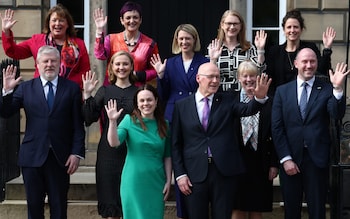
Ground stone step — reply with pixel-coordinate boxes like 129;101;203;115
4;168;281;202
0;200;178;219
0;200;330;219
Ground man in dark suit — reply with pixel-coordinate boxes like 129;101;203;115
0;45;85;219
271;48;349;219
171;62;271;219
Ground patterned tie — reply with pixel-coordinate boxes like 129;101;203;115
241;93;259;151
202;97;210;130
47;81;54;110
299;82;308;120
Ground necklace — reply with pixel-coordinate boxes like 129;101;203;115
124;32;139;47
286;52;294;71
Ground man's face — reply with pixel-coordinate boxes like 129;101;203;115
37;53;60;81
294;48;318;81
196;63;220;96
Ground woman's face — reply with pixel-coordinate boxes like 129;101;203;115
177;30;195;53
111;55;132;80
239;71;257;94
120;10;142;33
49;12;68;39
284;18;302;42
137;90;157;119
221;15;241;39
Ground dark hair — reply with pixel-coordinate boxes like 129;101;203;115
131;84;167;138
282;9;305;30
120;1;142;18
43;4;76;37
108;51;137;84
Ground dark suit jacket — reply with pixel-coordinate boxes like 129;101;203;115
0;77;85;167
271;78;345;168
172;92;264;183
157;52;208;122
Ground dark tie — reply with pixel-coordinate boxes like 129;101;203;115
299;82;308;120
47;81;54;110
202;97;210;130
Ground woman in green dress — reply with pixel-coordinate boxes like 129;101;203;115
105;84;172;219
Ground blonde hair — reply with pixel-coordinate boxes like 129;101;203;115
172;24;201;54
217;10;251;51
237;60;258;77
108;51;137;84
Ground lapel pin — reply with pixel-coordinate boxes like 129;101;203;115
317;87;321;90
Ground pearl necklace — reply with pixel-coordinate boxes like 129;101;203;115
124;32;139;47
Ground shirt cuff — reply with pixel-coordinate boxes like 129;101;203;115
254;95;269;104
333;89;343;100
176;174;187;181
280;155;292;164
2;88;14;96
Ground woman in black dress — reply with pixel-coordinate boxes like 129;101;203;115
232;60;279;219
266;9;335;95
82;51;138;219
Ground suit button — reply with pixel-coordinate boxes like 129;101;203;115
179;91;182;95
189;92;192;95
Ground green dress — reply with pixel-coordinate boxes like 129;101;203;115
117;114;171;219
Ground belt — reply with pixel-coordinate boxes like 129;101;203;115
208;157;213;164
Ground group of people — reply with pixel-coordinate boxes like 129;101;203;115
0;2;348;219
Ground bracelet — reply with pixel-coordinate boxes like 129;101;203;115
257;49;265;54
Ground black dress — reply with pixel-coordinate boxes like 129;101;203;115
83;84;137;217
233;93;279;212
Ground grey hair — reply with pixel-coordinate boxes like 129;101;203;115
36;45;60;62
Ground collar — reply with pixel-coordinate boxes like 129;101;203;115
40;76;58;87
297;76;315;88
195;91;214;102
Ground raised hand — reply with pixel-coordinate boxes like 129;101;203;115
82;71;99;98
323;26;336;49
93;8;107;33
0;9;18;35
329;62;350;92
254;30;267;50
254;73;271;99
105;99;124;121
150;54;166;79
2;65;22;92
208;38;223;62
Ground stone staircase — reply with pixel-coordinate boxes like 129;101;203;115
0;166;330;219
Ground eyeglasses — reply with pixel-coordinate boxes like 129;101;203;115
224;22;241;27
198;74;220;80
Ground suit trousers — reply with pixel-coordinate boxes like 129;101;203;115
22;149;70;219
184;160;238;219
280;148;328;219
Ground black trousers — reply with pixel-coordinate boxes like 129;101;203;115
22;150;70;219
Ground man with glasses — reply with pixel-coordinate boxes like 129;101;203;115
171;62;271;219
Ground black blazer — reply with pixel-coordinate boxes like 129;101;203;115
233;92;279;172
171;92;264;183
